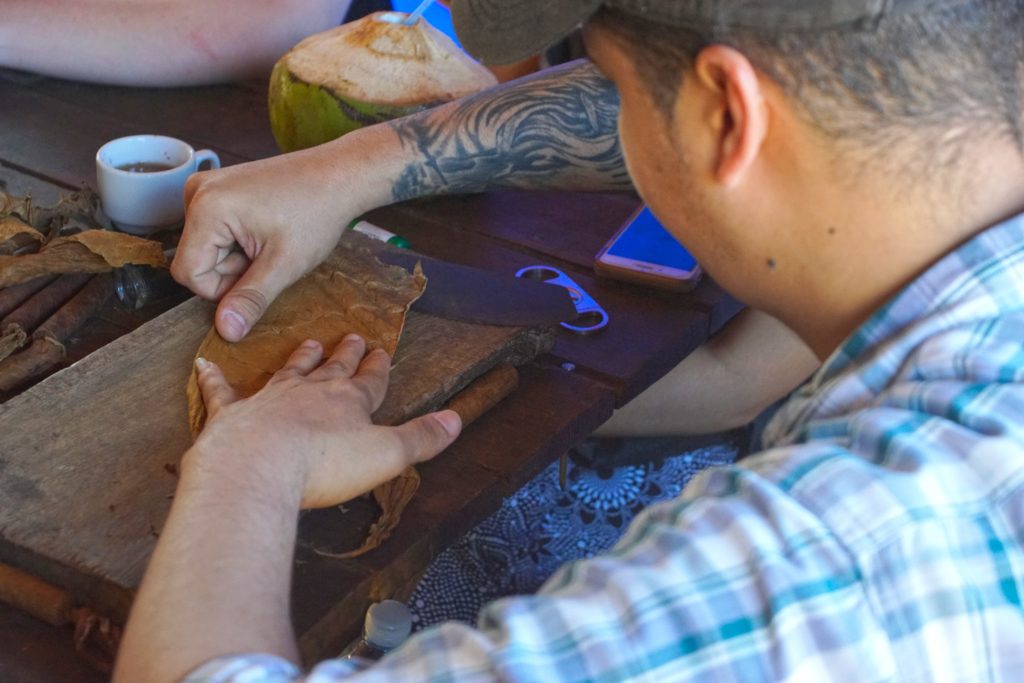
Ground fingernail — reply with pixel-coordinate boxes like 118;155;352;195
220;309;248;340
344;333;364;343
302;339;320;349
435;411;461;436
195;357;210;371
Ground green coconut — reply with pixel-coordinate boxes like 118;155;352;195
269;11;497;152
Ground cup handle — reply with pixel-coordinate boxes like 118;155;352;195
195;149;221;171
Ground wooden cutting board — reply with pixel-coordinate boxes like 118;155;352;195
0;254;552;624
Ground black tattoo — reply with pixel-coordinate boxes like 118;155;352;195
389;60;630;201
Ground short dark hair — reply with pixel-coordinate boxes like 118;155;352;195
591;1;1024;156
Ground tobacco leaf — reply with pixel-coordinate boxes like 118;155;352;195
1;189;99;237
0;192;35;225
314;467;421;559
0;217;45;248
186;240;427;556
0;230;166;288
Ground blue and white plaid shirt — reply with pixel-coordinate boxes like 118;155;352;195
190;213;1024;682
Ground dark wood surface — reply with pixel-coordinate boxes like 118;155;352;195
0;66;741;680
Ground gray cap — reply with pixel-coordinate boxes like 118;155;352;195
452;0;969;65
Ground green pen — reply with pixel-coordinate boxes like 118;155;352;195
347;219;411;249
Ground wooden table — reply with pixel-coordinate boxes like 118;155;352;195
0;67;741;681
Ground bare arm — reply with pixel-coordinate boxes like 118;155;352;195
0;0;350;86
113;338;461;682
595;309;820;438
175;59;630;341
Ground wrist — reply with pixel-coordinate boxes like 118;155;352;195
181;437;305;513
318;122;413;217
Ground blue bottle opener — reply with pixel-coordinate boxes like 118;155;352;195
515;266;609;335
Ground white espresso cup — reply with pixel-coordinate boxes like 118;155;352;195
96;135;220;235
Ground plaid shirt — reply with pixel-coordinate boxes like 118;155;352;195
189;213;1024;682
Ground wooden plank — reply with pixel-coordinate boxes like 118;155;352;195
368;203;720;404
8;71;279;162
0;265;552;625
0;163;71;202
0;77;248;188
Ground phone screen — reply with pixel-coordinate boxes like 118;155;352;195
606;207;698;272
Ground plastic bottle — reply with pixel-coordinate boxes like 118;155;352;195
341;599;413;666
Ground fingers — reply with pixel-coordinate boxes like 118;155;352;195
390;410;462;465
350;346;392;411
171;224;243;302
194;357;237;418
310;334;367;381
215;249;299;342
276;339;323;378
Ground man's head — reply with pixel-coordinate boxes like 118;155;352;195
453;0;1024;356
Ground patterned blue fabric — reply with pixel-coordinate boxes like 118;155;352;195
408;443;738;630
187;213;1024;682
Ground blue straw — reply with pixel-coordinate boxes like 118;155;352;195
401;0;437;25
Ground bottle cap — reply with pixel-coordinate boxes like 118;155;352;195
364;600;412;650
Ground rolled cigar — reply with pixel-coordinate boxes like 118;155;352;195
0;337;64;392
34;273;114;343
0;561;73;626
0;273;92;362
0;275;57;318
445;362;519;427
0;274;114;392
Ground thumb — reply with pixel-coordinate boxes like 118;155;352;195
215;249;297;342
194;357;237;419
392;410;462;465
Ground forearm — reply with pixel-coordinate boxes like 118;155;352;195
386;59;632;199
0;0;348;86
596;309;820;437
113;445;303;683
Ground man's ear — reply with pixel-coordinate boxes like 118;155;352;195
681;45;768;188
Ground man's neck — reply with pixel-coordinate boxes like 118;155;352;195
774;140;1024;360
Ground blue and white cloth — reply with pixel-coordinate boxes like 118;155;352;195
189;213;1024;682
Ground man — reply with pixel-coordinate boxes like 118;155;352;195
115;0;1024;680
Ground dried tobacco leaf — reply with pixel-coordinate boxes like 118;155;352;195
0;189;99;236
186;244;426;436
186;242;427;556
314;467;421;559
0;217;45;248
0;230;166;288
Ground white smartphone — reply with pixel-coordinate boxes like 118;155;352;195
595;206;703;291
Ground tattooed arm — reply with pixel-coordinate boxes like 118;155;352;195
389;59;630;199
175;59;629;340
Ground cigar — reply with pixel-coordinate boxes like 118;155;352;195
0;274;113;392
0;560;121;675
0;561;73;626
0;273;91;362
0;275;57;318
445;362;519;427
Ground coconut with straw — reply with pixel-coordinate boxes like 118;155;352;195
269;8;497;152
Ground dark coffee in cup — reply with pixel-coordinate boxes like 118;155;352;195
116;161;177;173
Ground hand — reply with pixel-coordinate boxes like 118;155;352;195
188;334;462;508
171;141;387;342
